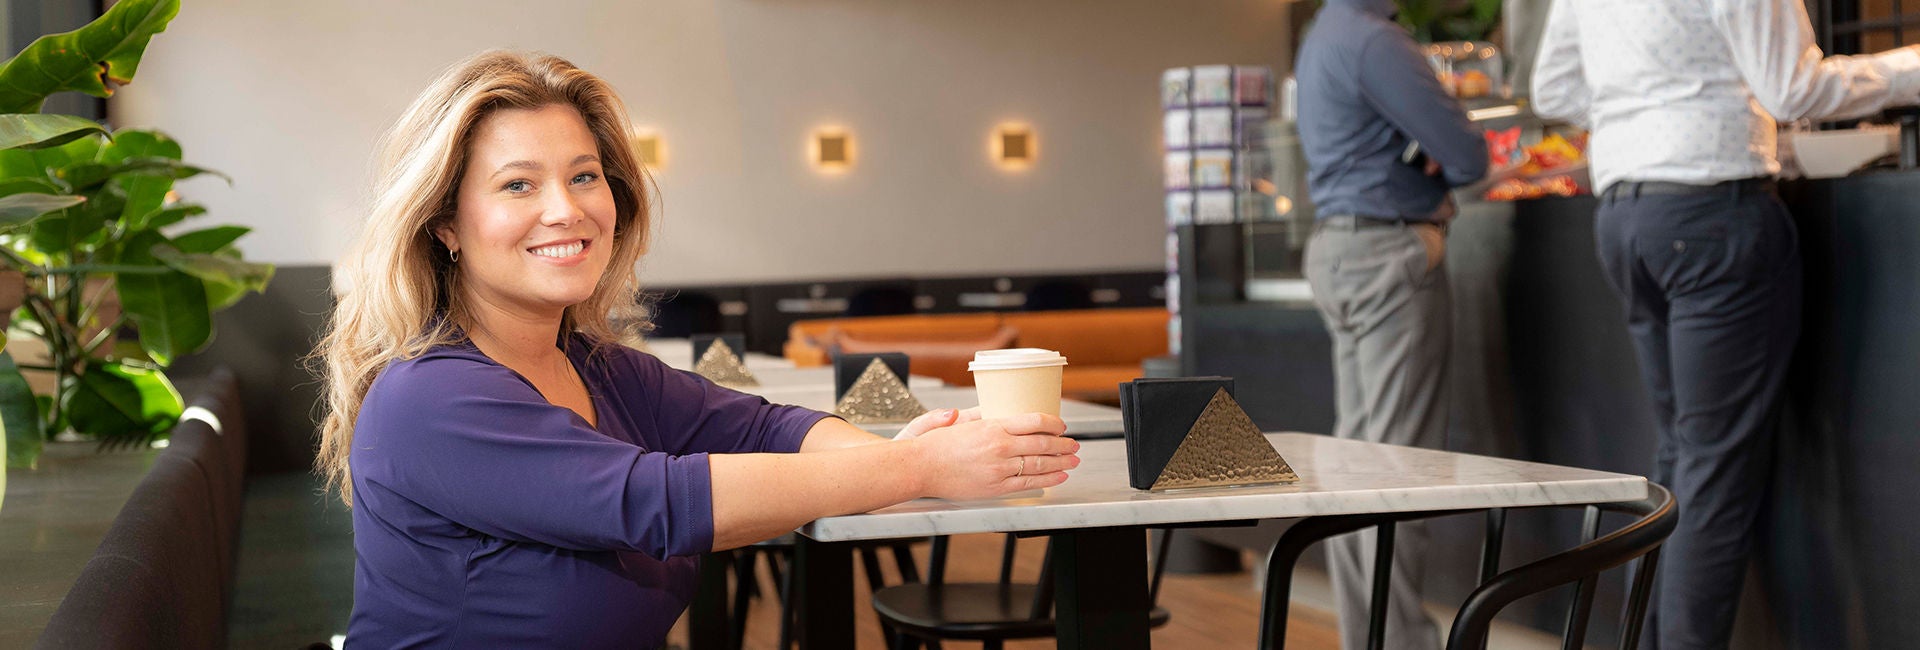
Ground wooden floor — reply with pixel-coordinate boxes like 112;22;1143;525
667;532;1342;649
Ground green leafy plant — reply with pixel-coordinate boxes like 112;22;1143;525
1395;0;1503;44
1;0;272;468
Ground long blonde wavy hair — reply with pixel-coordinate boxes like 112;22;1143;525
314;50;655;505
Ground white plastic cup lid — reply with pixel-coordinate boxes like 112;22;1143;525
968;348;1069;372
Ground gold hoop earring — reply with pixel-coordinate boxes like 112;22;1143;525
449;248;460;263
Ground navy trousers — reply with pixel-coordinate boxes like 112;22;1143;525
1594;185;1801;650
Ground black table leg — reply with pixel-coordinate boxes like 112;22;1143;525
1053;527;1151;650
690;551;731;650
794;536;854;649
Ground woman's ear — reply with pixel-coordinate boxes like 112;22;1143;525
431;222;458;256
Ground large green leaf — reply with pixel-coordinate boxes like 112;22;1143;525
0;114;107;152
13;135;105;190
56;157;222;194
152;244;271;287
27;184;119;252
115;231;209;365
0;193;86;229
59;358;182;447
0;0;181;113
0;177;61;199
140;204;204;230
102;130;183;226
169;226;249;254
0;351;43;469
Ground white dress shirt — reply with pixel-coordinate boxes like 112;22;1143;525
1531;0;1920;192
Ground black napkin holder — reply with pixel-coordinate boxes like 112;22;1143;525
1119;376;1298;491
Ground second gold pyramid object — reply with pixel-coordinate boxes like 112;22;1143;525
834;358;928;424
692;339;759;387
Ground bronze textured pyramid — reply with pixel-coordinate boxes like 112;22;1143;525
834;358;928;424
1150;388;1298;491
692;338;759;387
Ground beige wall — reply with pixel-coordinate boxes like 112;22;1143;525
110;0;1292;285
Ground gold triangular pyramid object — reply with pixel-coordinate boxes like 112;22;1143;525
1150;388;1298;490
693;339;759;387
834;358;928;424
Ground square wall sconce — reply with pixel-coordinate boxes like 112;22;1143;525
992;123;1035;170
810;128;855;173
632;130;664;170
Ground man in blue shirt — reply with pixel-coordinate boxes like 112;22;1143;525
1295;0;1487;648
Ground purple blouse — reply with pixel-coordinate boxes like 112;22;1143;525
345;336;831;649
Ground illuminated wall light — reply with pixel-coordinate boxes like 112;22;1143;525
809;128;855;173
631;129;665;171
991;123;1036;170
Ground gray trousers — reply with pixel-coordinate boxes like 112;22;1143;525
1303;220;1449;650
1595;187;1800;650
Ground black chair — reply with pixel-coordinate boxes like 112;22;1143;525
1258;483;1677;650
725;535;928;650
871;530;1177;649
1447;483;1676;650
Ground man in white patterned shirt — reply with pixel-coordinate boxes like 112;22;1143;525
1532;1;1920;647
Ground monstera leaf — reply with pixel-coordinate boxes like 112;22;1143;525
0;0;180;113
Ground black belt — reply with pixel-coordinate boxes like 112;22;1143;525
1316;215;1435;231
1604;177;1776;201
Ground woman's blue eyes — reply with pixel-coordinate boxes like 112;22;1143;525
502;173;599;193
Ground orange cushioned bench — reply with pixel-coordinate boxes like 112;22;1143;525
784;307;1170;404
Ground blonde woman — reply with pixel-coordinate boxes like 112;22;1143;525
314;50;1078;648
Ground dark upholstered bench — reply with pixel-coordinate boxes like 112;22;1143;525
35;368;248;650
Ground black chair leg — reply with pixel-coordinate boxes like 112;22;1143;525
776;551;796;650
731;551;758;650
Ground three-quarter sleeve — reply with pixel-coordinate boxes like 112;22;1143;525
352;354;715;559
616;348;835;456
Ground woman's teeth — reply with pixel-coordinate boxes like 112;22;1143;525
531;241;584;258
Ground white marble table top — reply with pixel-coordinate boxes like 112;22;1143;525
799;433;1647;542
641;338;795;371
770;386;1125;439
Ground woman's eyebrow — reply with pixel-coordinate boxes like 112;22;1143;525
488;155;600;179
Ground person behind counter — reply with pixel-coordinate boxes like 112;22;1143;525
1532;1;1920;647
312;50;1080;648
1293;0;1490;647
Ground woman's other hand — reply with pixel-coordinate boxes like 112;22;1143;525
908;412;1079;500
891;407;983;442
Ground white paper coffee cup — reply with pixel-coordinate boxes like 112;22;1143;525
968;348;1068;419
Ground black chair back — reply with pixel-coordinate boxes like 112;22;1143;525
1447;483;1677;650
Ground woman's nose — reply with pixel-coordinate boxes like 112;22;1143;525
540;186;585;227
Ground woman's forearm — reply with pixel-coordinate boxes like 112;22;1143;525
796;416;892;452
707;440;926;550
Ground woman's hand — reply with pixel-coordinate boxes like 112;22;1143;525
906;412;1079;500
892;407;982;442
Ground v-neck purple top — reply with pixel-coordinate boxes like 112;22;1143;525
345;336;832;649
